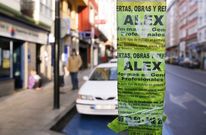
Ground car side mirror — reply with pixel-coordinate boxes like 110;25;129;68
83;76;89;81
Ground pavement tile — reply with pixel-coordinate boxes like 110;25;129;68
0;69;91;135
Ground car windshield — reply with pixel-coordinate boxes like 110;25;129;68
89;67;117;81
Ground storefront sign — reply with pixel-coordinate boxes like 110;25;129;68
0;20;47;44
109;1;166;134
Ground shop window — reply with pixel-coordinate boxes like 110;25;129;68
199;32;202;42
0;40;11;79
205;30;206;39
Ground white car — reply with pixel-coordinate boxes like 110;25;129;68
108;58;117;63
76;63;118;115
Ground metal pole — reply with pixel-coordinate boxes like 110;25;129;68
54;0;60;109
91;26;94;70
10;41;13;78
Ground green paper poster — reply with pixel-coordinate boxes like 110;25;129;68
109;1;166;134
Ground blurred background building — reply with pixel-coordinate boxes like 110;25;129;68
97;0;117;62
166;0;179;60
197;0;206;70
58;0;116;69
167;0;206;70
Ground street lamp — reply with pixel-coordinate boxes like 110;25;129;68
54;0;60;109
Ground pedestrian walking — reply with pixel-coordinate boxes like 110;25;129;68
67;48;82;90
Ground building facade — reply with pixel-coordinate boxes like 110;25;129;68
60;0;108;69
96;0;116;62
166;0;206;68
198;0;206;69
177;0;198;59
60;0;88;70
166;0;179;58
0;0;54;96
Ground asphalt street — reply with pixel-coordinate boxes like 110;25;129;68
165;65;206;135
62;114;116;135
62;65;206;135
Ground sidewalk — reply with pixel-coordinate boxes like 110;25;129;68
0;69;91;135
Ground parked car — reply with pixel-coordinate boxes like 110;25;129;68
169;56;179;65
76;63;118;115
165;56;170;64
180;57;190;67
178;56;184;66
108;58;117;63
188;58;200;68
179;57;200;68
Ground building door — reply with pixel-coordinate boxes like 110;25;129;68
13;41;23;89
36;44;41;74
0;38;11;79
79;45;88;69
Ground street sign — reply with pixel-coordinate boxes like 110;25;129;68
108;1;167;134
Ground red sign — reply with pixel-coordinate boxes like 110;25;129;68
95;19;106;24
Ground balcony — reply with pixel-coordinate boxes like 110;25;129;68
20;0;34;17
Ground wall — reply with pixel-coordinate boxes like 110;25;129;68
0;0;20;12
28;43;36;72
198;0;206;43
78;6;91;32
39;44;52;81
22;42;36;89
166;0;179;48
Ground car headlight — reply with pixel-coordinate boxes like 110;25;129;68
78;94;94;100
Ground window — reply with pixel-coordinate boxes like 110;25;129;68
188;25;197;35
40;2;44;13
40;0;52;18
179;3;187;15
188;11;197;22
205;30;206;39
0;39;11;79
189;0;198;7
90;67;117;81
199;16;202;24
180;29;186;38
198;32;202;42
179;18;187;27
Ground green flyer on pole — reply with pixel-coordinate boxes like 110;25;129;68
108;1;166;134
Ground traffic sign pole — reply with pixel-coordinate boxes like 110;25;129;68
54;0;60;109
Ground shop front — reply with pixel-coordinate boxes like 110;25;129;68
197;43;206;70
0;37;25;95
0;16;48;96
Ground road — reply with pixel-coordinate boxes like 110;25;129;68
62;65;206;135
63;114;116;135
165;65;206;135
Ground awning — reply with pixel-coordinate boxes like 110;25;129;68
77;0;87;6
95;28;107;42
166;45;178;50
